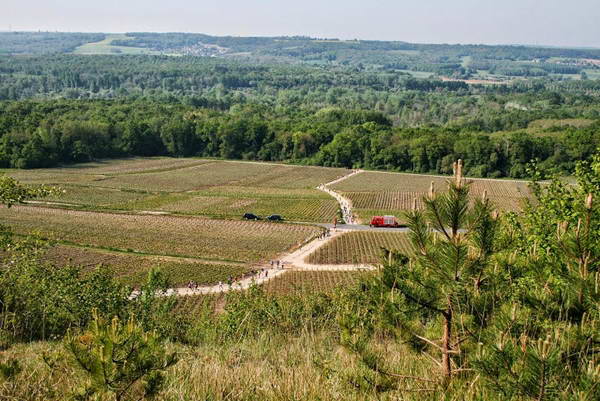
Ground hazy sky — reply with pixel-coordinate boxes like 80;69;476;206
3;0;600;47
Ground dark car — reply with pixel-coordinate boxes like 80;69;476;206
243;213;261;220
266;214;283;221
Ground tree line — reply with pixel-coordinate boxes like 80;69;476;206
0;99;598;178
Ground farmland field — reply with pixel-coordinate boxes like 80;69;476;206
306;231;413;265
73;34;162;55
0;206;320;263
44;246;251;288
3;158;346;223
173;294;223;316
171;270;369;315
331;171;531;222
263;270;369;295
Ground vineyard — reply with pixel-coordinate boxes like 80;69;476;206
43;185;149;207
4;158;348;223
1;157;209;183
332;171;531;222
0;206;320;263
154;195;339;222
45;246;251;287
173;294;223;316
306;231;413;265
263;270;369;295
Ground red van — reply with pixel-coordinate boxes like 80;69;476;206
370;215;400;228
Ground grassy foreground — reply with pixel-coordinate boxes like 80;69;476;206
0;331;474;401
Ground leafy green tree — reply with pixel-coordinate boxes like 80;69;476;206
0;174;55;207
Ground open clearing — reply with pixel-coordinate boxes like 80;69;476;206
73;34;161;55
0;206;320;263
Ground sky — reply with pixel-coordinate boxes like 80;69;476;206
2;0;600;48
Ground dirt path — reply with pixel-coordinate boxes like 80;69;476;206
136;227;374;297
135;170;373;298
317;169;363;225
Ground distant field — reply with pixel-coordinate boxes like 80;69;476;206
306;231;413;265
3;158;347;223
331;171;531;223
79;161;347;192
73;34;162;55
45;245;251;288
0;206;320;263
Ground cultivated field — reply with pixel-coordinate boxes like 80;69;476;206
1;157;535;290
263;270;368;295
173;294;223;316
73;34;161;55
306;231;413;265
0;206;320;263
170;271;365;316
44;246;251;288
331;171;531;222
3;158;346;222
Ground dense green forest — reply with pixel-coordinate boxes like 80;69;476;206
0;32;104;54
0;33;599;177
1;99;599;177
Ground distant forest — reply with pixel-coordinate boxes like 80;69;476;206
0;32;599;177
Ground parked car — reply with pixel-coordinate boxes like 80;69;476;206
266;214;283;221
243;213;261;220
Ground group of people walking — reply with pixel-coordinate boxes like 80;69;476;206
186;281;200;290
269;260;285;270
319;229;332;240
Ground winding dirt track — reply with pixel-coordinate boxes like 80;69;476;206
150;170;371;297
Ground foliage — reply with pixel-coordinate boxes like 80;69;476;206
472;152;600;399
0;232;129;341
339;161;504;389
65;310;177;401
0;174;55;207
0;98;598;177
338;154;600;399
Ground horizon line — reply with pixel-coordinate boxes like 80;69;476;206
1;29;600;50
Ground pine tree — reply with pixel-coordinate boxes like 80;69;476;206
65;310;177;401
473;154;600;400
339;160;504;388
